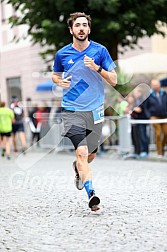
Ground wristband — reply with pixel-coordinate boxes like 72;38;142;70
97;66;103;73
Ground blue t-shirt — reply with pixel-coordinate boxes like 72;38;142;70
53;40;116;111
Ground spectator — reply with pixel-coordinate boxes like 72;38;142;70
0;101;14;159
125;95;141;155
28;104;41;146
11;96;27;153
35;102;50;138
145;79;167;157
133;89;149;158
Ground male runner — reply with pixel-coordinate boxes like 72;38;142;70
52;12;117;211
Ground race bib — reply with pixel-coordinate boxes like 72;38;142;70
93;104;104;124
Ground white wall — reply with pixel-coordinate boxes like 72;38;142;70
0;2;55;108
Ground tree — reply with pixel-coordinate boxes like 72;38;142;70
5;0;167;64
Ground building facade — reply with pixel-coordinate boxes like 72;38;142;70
1;2;167;108
0;1;55;110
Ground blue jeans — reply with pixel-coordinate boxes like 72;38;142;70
139;124;149;153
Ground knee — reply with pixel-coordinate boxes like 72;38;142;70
77;145;88;160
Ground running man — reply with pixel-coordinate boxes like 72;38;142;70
52;12;117;211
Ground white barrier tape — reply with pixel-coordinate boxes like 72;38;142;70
130;118;167;124
26;115;167;125
105;115;131;121
105;116;167;124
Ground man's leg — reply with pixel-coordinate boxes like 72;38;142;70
131;124;141;155
76;145;90;182
72;147;96;190
161;122;167;155
62;111;101;209
151;117;162;155
139;124;149;154
12;133;17;152
18;131;27;151
153;123;162;155
1;136;6;156
75;146;96;181
75;145;100;210
5;136;11;159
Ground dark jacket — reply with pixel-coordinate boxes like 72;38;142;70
133;97;149;120
145;89;167;118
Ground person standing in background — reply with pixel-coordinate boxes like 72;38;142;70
0;101;14;160
28;104;40;146
133;89;149;158
145;79;167;157
11;96;27;153
124;95;141;156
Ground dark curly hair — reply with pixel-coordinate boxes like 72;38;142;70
67;12;91;28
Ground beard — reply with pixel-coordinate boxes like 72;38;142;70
72;32;89;41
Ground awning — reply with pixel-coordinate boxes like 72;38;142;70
35;79;56;91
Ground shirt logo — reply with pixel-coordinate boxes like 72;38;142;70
68;59;74;64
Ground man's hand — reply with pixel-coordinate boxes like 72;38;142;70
84;55;98;71
134;107;142;113
52;72;72;89
59;76;72;89
83;55;117;86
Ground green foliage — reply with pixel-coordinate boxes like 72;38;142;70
111;68;133;98
4;0;167;66
104;66;134;116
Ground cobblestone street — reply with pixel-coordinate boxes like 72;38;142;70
0;150;167;252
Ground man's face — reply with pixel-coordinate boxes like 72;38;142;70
70;17;90;41
151;80;161;92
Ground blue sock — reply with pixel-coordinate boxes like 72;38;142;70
84;180;95;199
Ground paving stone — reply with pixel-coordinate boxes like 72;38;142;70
0;151;167;252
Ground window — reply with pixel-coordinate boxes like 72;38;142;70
6;77;22;105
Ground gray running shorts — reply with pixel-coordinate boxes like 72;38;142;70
62;110;102;153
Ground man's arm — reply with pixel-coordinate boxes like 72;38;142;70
84;56;117;86
52;72;72;89
98;68;117;87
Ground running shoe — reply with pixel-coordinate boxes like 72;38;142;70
72;161;84;190
88;191;101;211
